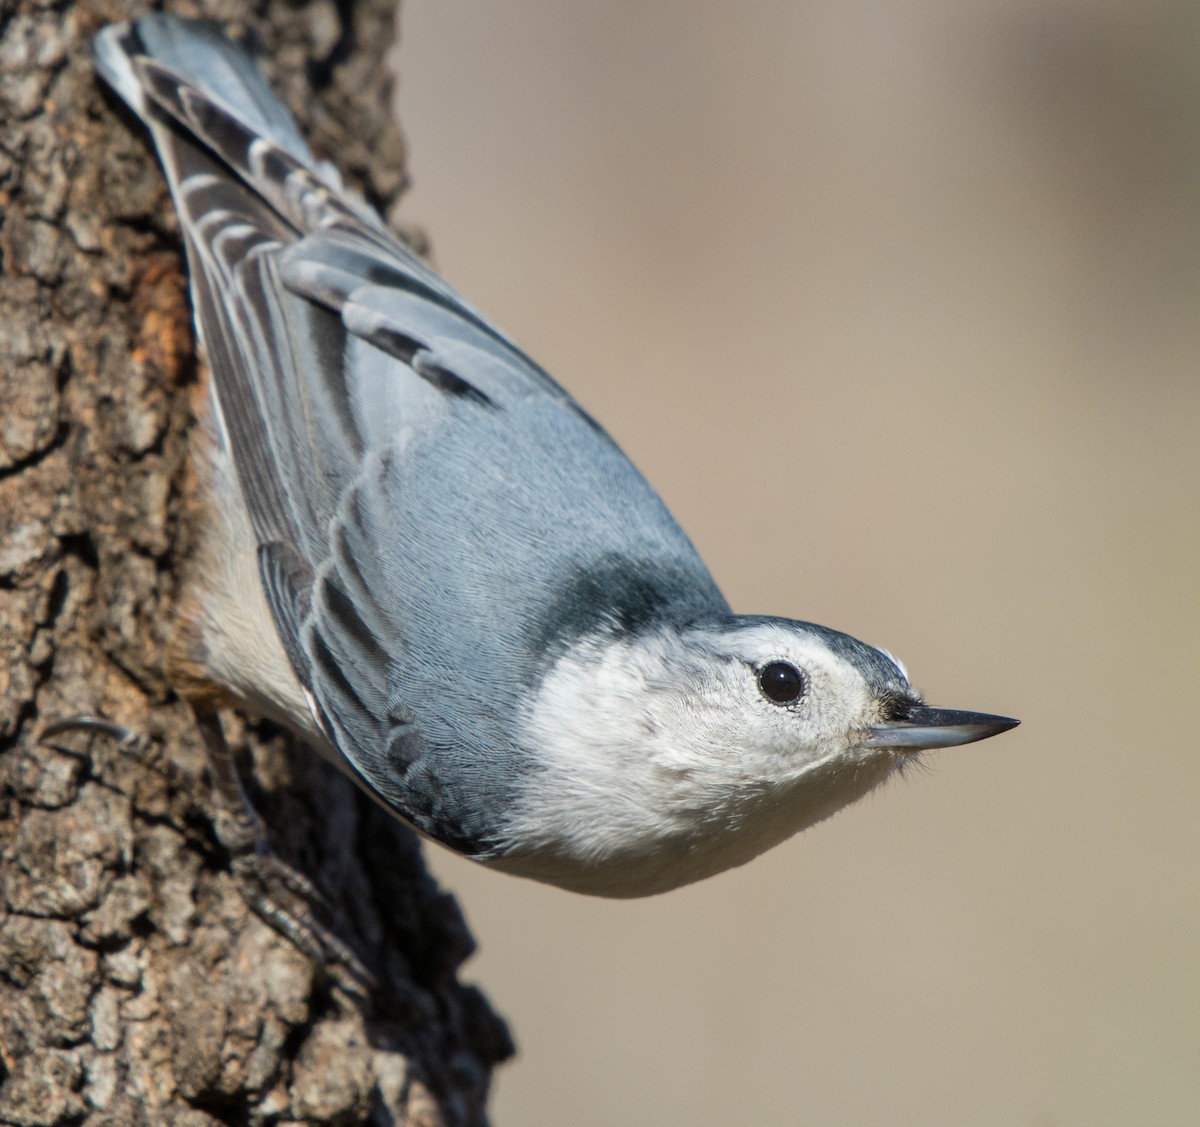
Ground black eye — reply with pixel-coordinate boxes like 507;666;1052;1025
757;661;806;705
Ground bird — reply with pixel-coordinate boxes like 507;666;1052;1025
90;14;1017;901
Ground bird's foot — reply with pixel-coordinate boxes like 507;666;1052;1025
40;711;374;992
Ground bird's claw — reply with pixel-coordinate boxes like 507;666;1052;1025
40;713;157;760
233;849;376;991
40;711;371;991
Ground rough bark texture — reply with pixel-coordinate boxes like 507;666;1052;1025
0;1;513;1123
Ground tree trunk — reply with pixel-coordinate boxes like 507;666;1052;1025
0;2;512;1123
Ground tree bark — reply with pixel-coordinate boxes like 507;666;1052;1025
0;2;512;1123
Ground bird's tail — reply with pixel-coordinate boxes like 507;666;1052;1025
92;15;316;168
91;13;383;557
91;13;385;245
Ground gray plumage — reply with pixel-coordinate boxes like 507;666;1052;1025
93;16;1016;897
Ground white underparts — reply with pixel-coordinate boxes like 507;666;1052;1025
184;391;327;747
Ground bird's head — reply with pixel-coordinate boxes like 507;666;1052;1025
496;614;1016;896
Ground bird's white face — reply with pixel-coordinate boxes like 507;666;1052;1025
669;619;915;779
497;617;919;897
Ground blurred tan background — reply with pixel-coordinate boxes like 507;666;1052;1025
390;2;1200;1124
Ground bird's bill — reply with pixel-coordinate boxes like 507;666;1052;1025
863;706;1019;750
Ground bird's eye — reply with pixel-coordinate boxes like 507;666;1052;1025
757;661;806;705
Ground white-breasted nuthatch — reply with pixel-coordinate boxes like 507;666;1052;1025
92;15;1017;899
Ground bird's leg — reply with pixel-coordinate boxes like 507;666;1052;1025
190;705;318;901
189;704;376;990
40;709;374;991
